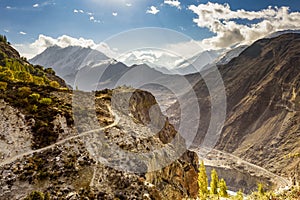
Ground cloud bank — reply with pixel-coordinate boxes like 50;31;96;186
189;2;300;49
15;35;117;59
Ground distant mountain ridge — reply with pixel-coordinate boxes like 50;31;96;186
30;45;245;78
30;45;175;91
29;45;112;81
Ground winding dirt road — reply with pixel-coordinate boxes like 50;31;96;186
0;104;120;168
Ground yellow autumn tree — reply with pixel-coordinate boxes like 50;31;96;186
198;161;208;199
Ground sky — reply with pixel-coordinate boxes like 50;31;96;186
1;0;300;59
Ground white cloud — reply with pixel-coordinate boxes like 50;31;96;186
19;31;27;35
74;9;100;23
31;35;97;49
146;6;160;15
15;34;118;59
126;3;132;7
4;29;9;33
164;0;181;9
189;2;300;49
6;6;11;9
112;12;118;16
33;4;39;8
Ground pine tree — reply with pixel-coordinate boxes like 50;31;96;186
219;178;228;197
210;169;219;195
198;160;208;199
0;35;7;43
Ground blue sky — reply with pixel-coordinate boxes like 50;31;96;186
1;0;300;58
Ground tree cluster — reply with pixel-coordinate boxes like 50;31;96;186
198;161;238;200
0;35;8;44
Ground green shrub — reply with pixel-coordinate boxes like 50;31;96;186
39;98;52;105
59;87;69;91
49;80;60;88
33;76;45;86
18;86;32;96
45;68;55;75
0;81;7;90
15;71;33;83
0;69;14;81
31;105;38;113
29;93;40;102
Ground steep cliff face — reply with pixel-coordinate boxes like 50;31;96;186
105;88;199;199
0;42;199;199
168;33;300;188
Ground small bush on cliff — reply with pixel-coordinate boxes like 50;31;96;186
15;71;33;83
18;86;32;96
45;67;55;75
50;80;60;88
29;93;40;102
31;104;38;113
39;98;52;105
0;81;7;90
0;69;14;81
33;76;45;86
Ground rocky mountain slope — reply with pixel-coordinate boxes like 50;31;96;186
0;41;199;199
29;45;175;91
168;33;300;189
217;33;300;186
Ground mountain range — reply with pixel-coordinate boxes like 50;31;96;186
29;43;246;84
0;31;299;198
